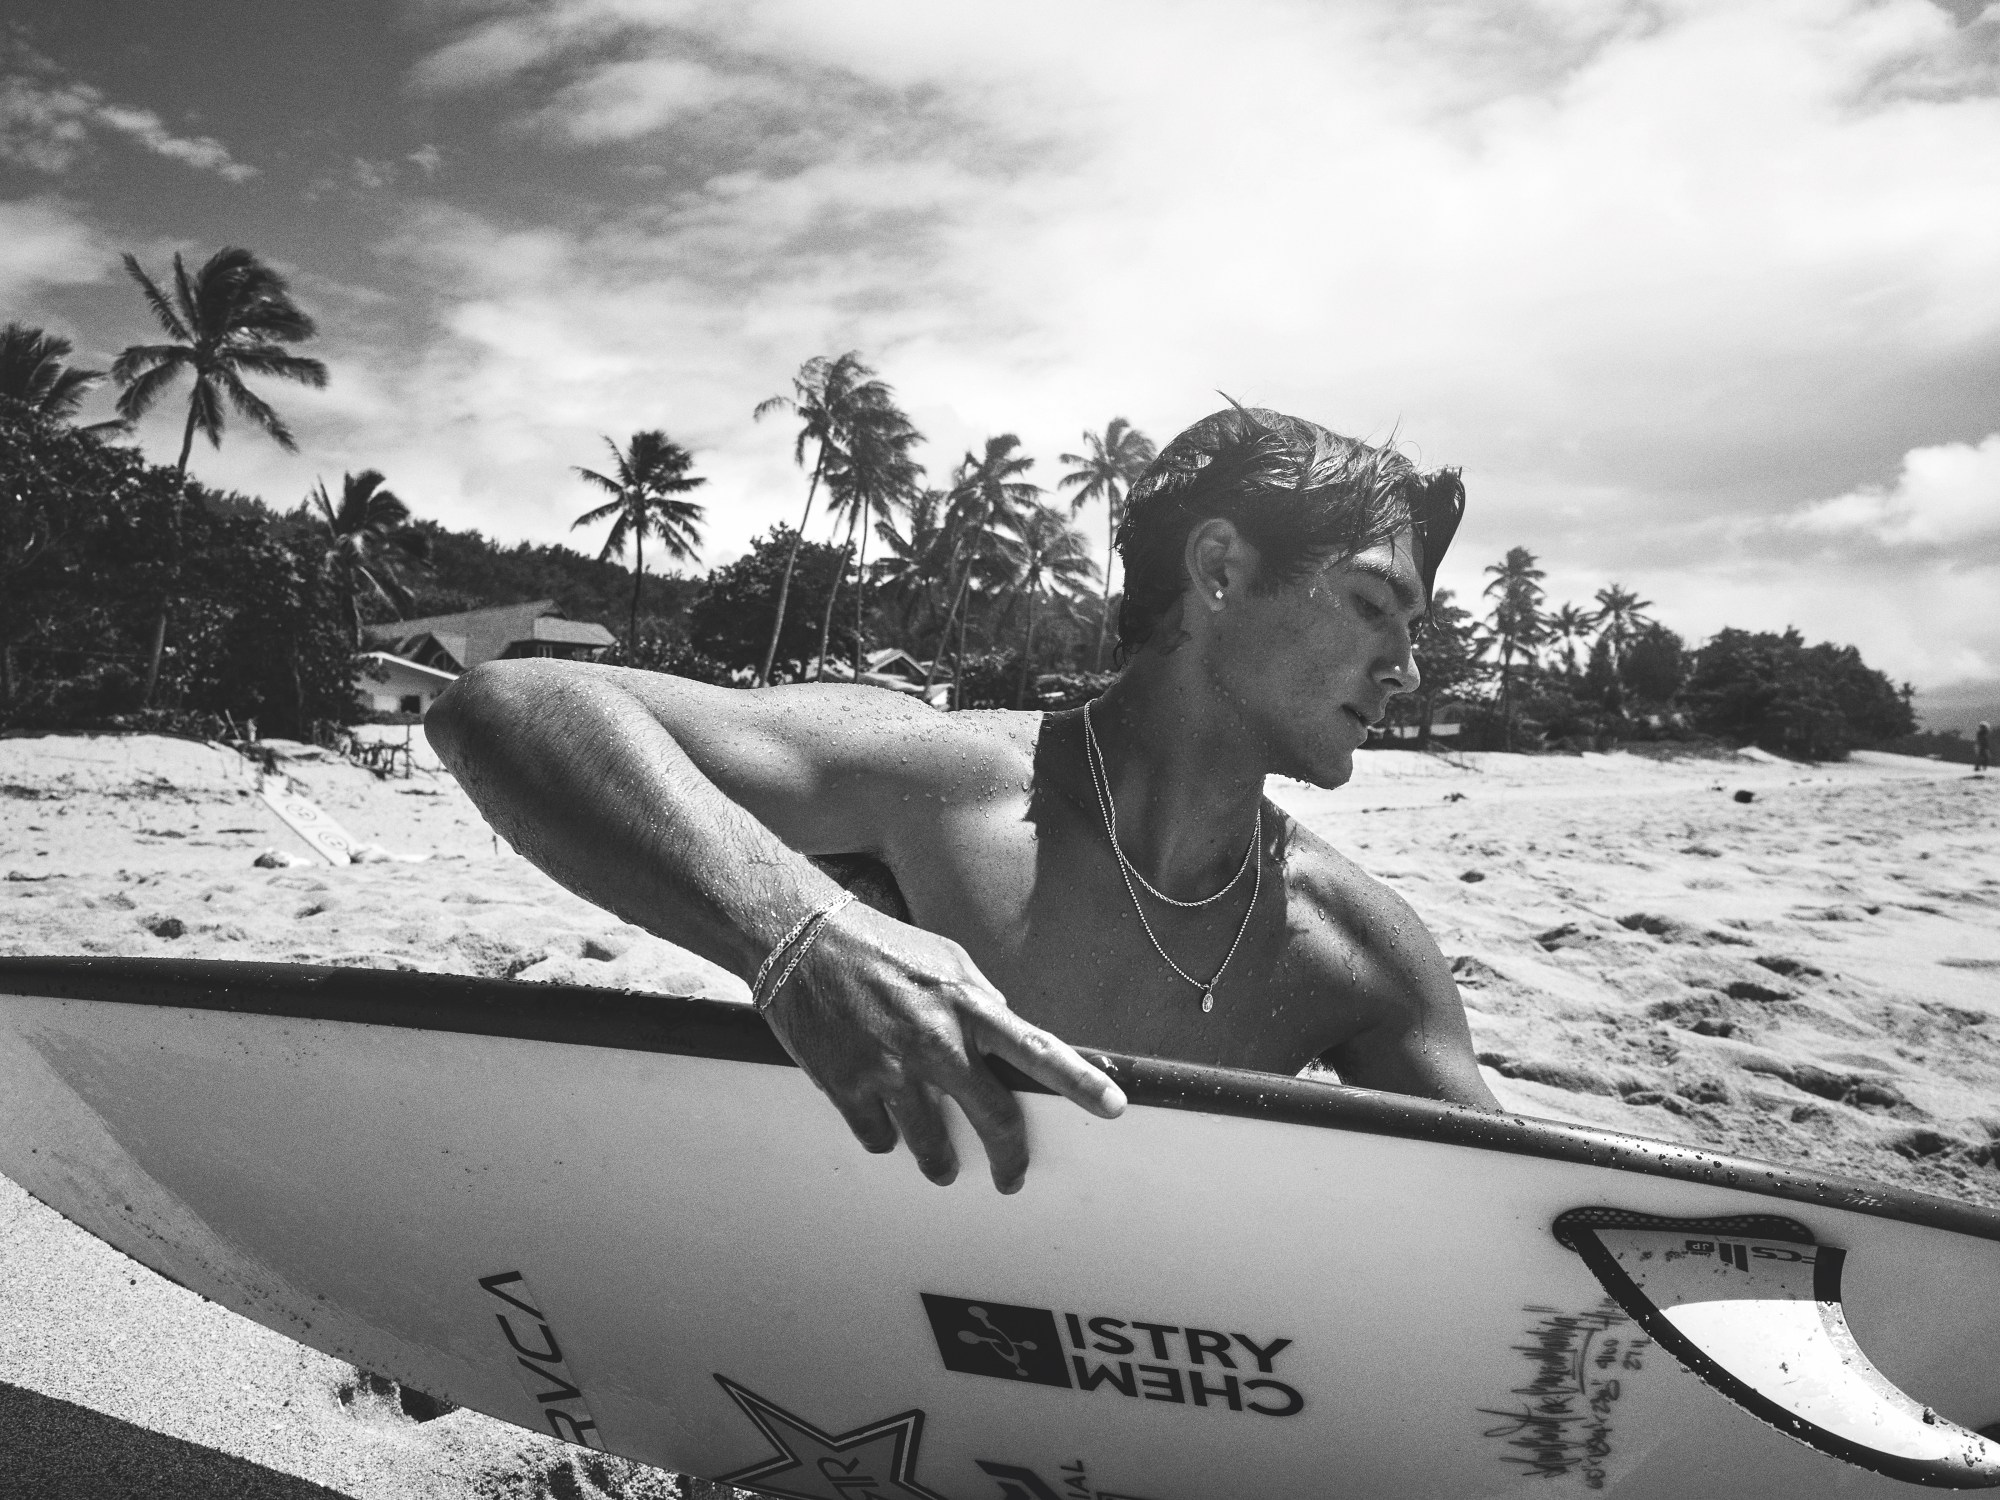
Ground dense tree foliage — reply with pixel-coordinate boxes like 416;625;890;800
1684;628;1914;760
1619;621;1687;706
1;401;353;737
687;526;856;676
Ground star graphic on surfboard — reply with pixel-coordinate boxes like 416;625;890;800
712;1374;951;1500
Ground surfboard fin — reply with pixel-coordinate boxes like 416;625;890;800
1553;1207;2000;1488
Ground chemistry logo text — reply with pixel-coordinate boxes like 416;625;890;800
921;1294;1303;1418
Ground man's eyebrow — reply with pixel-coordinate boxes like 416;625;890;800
1346;557;1424;614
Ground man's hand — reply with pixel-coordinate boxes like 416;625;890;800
764;901;1126;1193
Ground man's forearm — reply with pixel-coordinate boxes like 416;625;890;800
428;661;844;981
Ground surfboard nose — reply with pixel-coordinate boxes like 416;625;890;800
1555;1208;2000;1489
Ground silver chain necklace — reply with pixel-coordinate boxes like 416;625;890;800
1082;699;1261;1013
1084;701;1258;909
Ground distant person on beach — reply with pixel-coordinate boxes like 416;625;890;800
430;406;1498;1193
1978;721;1991;774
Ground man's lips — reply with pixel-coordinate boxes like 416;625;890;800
1342;705;1374;731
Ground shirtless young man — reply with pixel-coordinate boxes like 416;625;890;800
427;405;1499;1197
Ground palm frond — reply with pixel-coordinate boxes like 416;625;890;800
174;252;208;339
572;466;625;500
217;367;295;450
121;255;191;343
113;356;188;422
224;344;328;387
593;513;633;563
39;364;104;419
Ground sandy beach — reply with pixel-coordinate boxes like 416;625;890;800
2;731;1996;1497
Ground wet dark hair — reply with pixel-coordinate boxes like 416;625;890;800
1114;405;1464;660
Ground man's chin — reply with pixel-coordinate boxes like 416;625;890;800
1295;748;1356;790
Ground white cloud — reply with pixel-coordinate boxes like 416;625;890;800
0;49;257;181
90;103;257;182
0;72;95;172
0;197;111;304
158;0;2000;691
1788;433;2000;548
530;56;770;142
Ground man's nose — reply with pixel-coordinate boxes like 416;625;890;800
1378;636;1420;695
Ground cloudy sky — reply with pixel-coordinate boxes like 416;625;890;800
4;0;1997;724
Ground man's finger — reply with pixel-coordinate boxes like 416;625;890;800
831;1092;898;1155
977;1010;1127;1118
944;1058;1031;1194
885;1089;960;1186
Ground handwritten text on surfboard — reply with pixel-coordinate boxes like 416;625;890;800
922;1294;1303;1417
480;1270;606;1449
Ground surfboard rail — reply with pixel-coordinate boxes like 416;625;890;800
3;954;1997;1248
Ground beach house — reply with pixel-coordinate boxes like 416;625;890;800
355;600;616;716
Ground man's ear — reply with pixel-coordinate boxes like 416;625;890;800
1184;518;1256;611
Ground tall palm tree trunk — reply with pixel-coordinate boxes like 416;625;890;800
174;402;200;477
920;501;992;692
1013;592;1041;709
143;407;203;708
924;554;977;693
851;515;871;680
953;600;971;708
811;510;857;681
628;527;644;661
756;459;825;686
1094;495;1117;671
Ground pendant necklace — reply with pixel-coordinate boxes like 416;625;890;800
1083;699;1260;1013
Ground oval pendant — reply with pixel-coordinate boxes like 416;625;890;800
1201;990;1214;1013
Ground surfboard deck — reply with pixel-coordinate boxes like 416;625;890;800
1;956;1996;1499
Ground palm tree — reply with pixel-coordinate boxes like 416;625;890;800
1482;546;1547;750
1545;602;1594;683
311;471;430;648
751;352;900;686
112;247;328;479
997;503;1100;707
1591;584;1655;674
571;431;707;660
0;324;118;428
871;487;954;641
922;435;1041;700
112;247;327;706
811;403;923;681
1058;418;1155;670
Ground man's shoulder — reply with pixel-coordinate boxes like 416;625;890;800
752;687;1037;794
1269;805;1390;914
1268;803;1444;985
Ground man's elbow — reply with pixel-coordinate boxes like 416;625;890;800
427;660;525;770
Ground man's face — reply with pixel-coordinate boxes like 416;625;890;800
1209;529;1426;788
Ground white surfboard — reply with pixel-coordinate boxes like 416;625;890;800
0;956;1996;1499
257;781;360;865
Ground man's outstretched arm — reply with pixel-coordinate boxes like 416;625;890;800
426;660;1125;1192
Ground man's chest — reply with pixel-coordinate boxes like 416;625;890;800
881;798;1375;1072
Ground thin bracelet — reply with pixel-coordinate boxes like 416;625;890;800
749;904;826;1003
752;891;856;1013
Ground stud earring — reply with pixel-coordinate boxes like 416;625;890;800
1213;589;1224;601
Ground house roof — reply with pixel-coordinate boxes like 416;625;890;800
363;600;610;670
531;616;616;648
864;647;928;680
358;652;460;685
